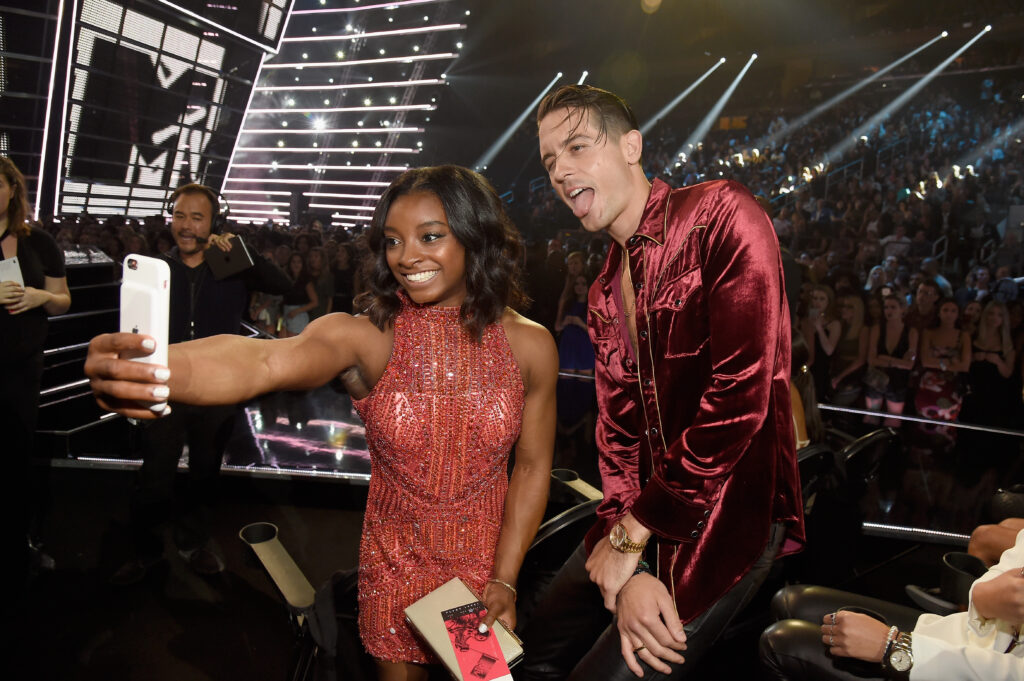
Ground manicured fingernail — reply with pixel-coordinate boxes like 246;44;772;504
152;385;170;399
478;623;488;634
154;368;171;381
161;405;172;416
141;338;156;350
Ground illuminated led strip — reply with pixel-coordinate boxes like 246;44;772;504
229;208;288;215
242;127;421;134
236;147;416;153
53;0;79;218
232;163;407;171
224;178;392;187
153;0;286;54
247;104;435;113
261;52;456;69
228;200;290;206
304;192;382;199
282;23;464;43
329;214;372;222
221;189;291;196
222;48;272;194
309;203;375;210
256;78;441;92
292;0;448;14
35;0;68;219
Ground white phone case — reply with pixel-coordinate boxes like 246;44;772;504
120;254;171;412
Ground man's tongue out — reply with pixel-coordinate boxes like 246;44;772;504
571;188;594;218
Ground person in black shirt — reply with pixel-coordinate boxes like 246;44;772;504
0;156;71;593
111;184;289;584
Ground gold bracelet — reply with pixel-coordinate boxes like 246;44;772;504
486;578;517;602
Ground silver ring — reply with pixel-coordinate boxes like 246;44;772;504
829;634;834;646
831;612;837;625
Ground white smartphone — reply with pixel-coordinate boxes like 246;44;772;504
120;254;171;412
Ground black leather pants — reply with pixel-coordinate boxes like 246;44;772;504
759;585;923;681
517;523;785;681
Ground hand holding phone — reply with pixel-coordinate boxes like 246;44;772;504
119;254;171;412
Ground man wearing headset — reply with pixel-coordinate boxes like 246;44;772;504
111;183;289;584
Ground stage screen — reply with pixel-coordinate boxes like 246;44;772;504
155;0;291;53
58;0;265;216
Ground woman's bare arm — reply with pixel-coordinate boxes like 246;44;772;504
480;314;557;631
85;313;378;419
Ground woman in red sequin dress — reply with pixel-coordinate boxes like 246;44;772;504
84;166;559;681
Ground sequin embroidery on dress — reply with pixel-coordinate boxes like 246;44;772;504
351;295;524;663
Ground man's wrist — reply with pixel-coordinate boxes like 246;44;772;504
619;513;652;544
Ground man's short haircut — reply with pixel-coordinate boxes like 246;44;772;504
169;183;218;218
537;84;639;144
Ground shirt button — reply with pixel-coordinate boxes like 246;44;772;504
697;521;705;529
635;282;644;291
650;427;659;437
639;330;648;340
644;378;652;386
628;236;638;246
600;277;606;284
704;509;711;518
690;530;699;539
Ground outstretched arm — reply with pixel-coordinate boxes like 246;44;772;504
85;312;373;419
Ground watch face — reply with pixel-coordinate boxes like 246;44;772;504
890;649;912;672
609;523;625;549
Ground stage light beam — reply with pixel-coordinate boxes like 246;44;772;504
675;53;758;161
759;31;947;151
823;25;991;165
473;72;563;171
640;58;726;136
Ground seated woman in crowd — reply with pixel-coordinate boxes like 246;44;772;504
801;284;842;403
554;271;594;376
829;294;868;406
961;300;1019;429
864;265;888;297
331;242;356;314
280;252;318;338
865;294;918;426
306;246;333;320
960;298;984;338
915;298;971;425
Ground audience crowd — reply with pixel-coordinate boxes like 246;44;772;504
31;69;1024;434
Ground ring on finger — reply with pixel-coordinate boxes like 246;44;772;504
633;645;646;653
829;634;834;646
831;612;837;625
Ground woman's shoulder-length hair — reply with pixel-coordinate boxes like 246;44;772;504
355;165;528;341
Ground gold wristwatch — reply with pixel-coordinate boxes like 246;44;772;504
609;521;647;553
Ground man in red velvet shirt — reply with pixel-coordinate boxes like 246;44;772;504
520;85;805;680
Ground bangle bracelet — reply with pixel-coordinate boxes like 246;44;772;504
881;626;899;668
633;559;652;577
487;578;517;602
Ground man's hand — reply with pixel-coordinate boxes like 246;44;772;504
84;332;171;419
206;232;236;252
586;515;651;612
972;567;1024;624
821;611;890;662
615;574;686;677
